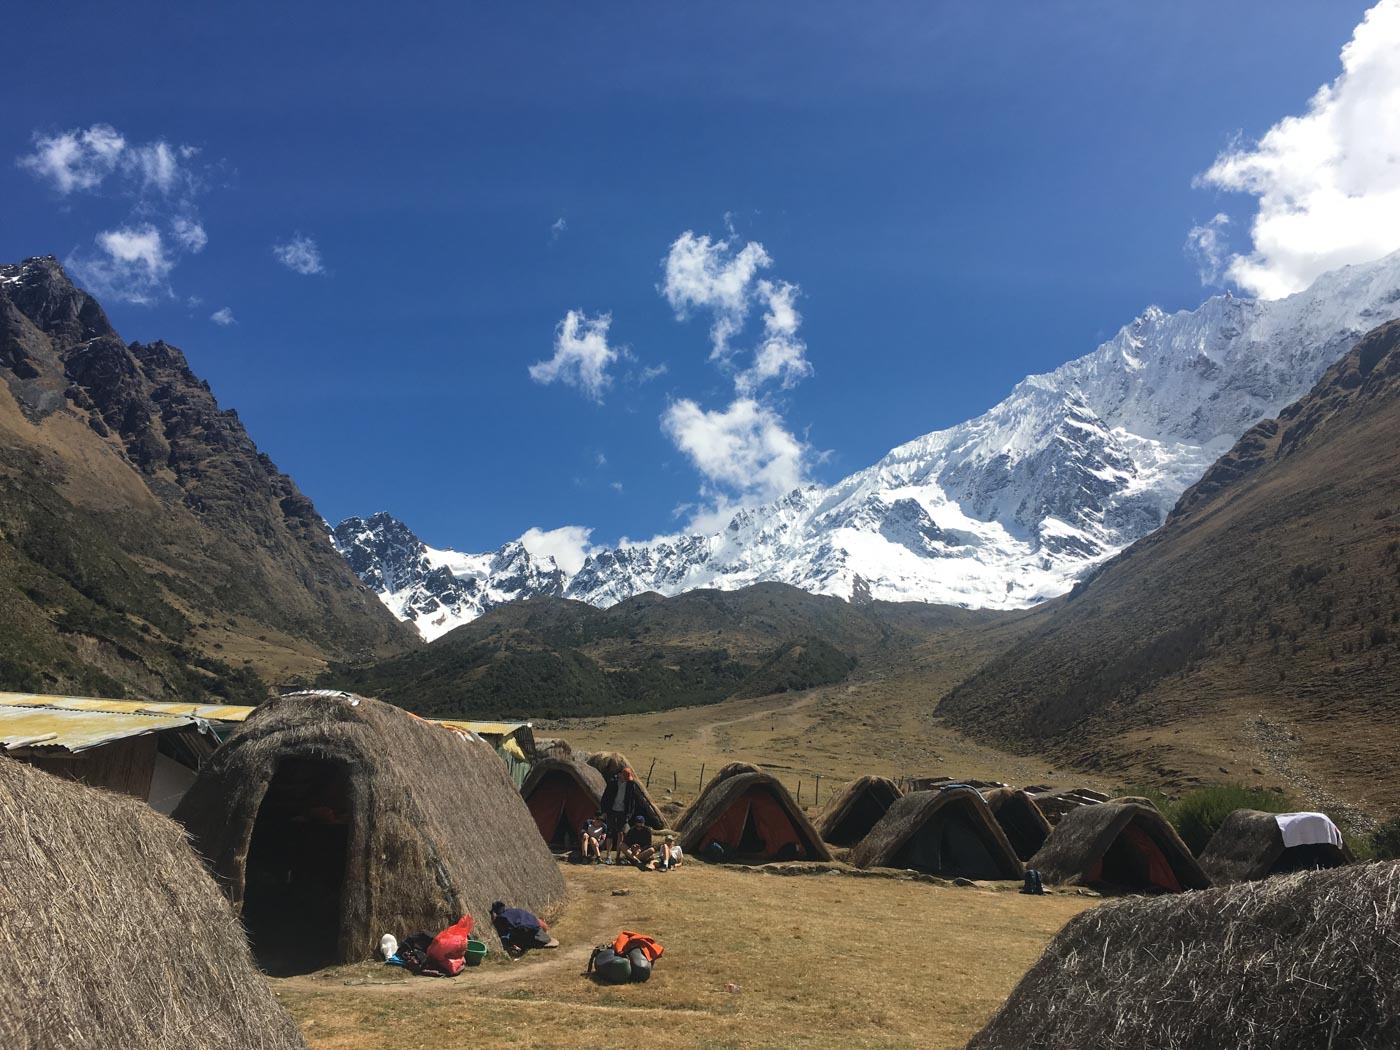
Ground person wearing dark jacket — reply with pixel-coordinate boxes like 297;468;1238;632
621;813;657;869
600;767;639;863
490;900;559;957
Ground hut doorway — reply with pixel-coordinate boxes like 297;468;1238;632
895;810;1004;879
1089;823;1182;893
243;758;352;975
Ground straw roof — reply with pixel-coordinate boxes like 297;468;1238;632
521;755;606;803
967;861;1400;1050
984;787;1052;861
0;756;307;1049
1028;788;1107;825
1199;809;1353;885
675;767;832;862
174;692;564;967
1028;801;1210;892
816;775;903;846
850;787;1023;880
584;750;666;827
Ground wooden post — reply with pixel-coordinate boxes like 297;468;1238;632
673;770;677;792
815;775;821;806
698;763;705;793
797;779;802;805
646;757;657;787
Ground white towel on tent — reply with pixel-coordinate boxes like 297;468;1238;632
1274;812;1344;849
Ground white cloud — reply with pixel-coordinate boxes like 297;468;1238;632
518;525;594;575
66;224;174;305
171;216;208;253
737;279;812;392
610;481;624;493
661;397;809;505
662;231;772;361
17;124;126;194
1195;0;1400;298
550;217;567;240
529;310;621;402
1185;213;1231;286
273;234;325;275
210;307;236;326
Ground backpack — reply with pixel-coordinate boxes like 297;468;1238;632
626;947;652;982
588;946;633;984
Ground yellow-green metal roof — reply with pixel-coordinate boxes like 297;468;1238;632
0;693;254;722
435;719;531;737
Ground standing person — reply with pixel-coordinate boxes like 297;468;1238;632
620;814;657;869
600;767;638;864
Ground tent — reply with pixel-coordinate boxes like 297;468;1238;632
174;691;564;974
676;766;831;862
816;775;903;847
520;757;606;847
984;788;1052;861
0;756;307;1049
1028;801;1210;893
584;750;666;828
1199;809;1353;885
967;862;1400;1050
850;787;1023;880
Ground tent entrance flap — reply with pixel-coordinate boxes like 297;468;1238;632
700;786;809;860
525;771;593;847
895;809;1004;879
1086;821;1182;893
243;757;351;975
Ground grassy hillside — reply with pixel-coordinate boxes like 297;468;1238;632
325;582;1008;719
0;257;413;700
939;319;1400;811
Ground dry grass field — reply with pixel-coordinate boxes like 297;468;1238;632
278;861;1095;1049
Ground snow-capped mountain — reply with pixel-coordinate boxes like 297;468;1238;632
333;514;565;640
339;251;1400;640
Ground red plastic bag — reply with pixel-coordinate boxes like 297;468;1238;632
426;915;474;976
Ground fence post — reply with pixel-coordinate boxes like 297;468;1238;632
673;770;677;792
698;763;705;794
797;779;802;805
815;775;821;806
646;757;656;788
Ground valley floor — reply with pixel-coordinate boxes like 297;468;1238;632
277;861;1094;1049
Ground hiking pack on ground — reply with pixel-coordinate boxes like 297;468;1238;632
588;930;665;984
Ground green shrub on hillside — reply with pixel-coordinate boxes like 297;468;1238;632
1165;785;1297;854
1369;817;1400;860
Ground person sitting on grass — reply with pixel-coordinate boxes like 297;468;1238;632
490;900;559;957
579;813;607;864
656;833;683;871
620;813;656;869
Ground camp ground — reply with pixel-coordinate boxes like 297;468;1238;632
520;756;607;848
173;691;564;974
1028;800;1211;894
1198;809;1354;885
850;786;1024;881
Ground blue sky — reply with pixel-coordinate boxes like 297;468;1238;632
4;1;1394;568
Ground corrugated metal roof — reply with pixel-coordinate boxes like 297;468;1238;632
436;719;531;737
0;706;196;753
0;693;254;722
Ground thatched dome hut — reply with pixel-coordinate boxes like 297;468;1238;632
1199;809;1353;885
584;750;666;828
816;775;903;847
1028;801;1209;893
850;787;1023;881
1;756;307;1048
174;691;564;973
984;788;1052;861
967;862;1400;1050
1028;787;1107;825
675;767;831;862
520;756;606;846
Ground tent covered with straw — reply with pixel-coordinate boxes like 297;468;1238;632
1027;787;1107;825
984;787;1052;861
1199;809;1353;885
850;787;1023;880
1028;800;1209;893
520;756;606;847
967;861;1400;1050
676;766;831;862
174;691;564;974
584;750;665;828
816;775;903;846
1;756;307;1048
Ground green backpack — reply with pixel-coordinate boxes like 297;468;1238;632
588;945;632;984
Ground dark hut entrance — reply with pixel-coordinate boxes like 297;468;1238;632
826;790;895;847
893;808;1007;880
703;786;814;861
242;758;352;975
1086;822;1182;893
